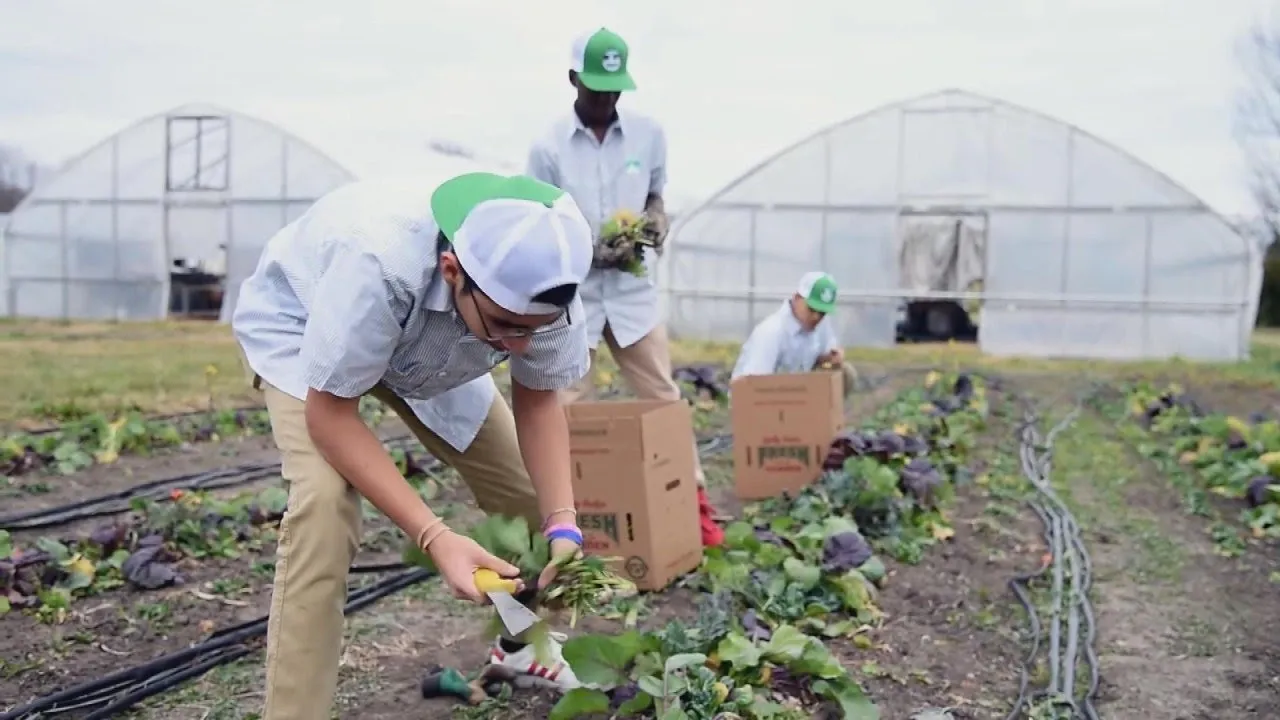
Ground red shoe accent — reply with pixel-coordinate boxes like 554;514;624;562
697;488;725;547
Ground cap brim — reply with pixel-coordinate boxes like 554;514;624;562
807;298;836;314
431;172;504;240
579;71;636;92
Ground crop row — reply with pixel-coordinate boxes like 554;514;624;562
0;398;392;477
454;372;994;720
1113;382;1280;558
0;450;442;621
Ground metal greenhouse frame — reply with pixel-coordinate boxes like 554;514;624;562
659;89;1261;362
0;104;356;321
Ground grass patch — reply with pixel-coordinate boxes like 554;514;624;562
3;318;1279;428
1050;409;1184;585
0;320;253;427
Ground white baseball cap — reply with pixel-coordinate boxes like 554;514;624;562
797;271;839;313
431;172;593;315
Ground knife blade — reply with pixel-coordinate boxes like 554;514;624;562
473;569;541;637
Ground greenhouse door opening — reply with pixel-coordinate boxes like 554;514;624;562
165;115;231;320
894;211;987;344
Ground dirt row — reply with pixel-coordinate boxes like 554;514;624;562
2;373;1278;720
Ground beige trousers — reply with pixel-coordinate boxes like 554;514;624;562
255;379;537;720
559;323;707;485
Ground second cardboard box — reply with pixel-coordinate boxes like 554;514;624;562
730;371;844;500
565;399;703;591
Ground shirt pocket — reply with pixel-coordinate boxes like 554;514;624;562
614;154;650;208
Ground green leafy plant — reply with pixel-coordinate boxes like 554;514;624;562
1118;381;1280;553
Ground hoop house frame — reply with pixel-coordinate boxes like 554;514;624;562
0;104;355;321
659;89;1261;361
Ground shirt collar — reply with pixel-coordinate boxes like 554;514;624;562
568;109;627;141
424;260;453;312
778;300;810;337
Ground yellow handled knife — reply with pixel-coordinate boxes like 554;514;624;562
473;569;541;636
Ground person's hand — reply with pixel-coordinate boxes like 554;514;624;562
537;537;583;591
829;347;845;362
642;210;670;248
427;531;522;603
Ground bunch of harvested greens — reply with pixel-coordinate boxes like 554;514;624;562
594;209;663;277
541;552;636;627
401;514;633;643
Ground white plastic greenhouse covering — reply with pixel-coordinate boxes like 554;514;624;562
0;104;356;321
658;90;1262;361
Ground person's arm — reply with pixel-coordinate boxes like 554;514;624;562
644;123;668;236
731;321;784;380
818;318;843;361
299;248;441;545
506;299;591;528
510;381;576;526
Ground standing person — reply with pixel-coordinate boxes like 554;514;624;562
731;271;860;394
232;172;598;719
526;26;725;547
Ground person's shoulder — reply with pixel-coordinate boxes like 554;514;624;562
619;109;665;137
746;309;786;341
530;113;577;152
307;179;439;254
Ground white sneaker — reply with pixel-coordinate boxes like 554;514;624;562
486;631;585;692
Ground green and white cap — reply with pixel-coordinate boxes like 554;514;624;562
432;173;593;316
570;27;636;92
798;271;838;313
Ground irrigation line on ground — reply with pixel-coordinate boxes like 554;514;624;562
0;435;417;532
2;431;733;533
1005;395;1101;720
16;406;271;438
2;436;735;719
0;568;433;720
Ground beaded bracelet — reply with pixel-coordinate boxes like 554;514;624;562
541;507;578;531
415;517;446;550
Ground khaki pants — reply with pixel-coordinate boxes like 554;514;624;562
254;378;537;720
560;323;707;485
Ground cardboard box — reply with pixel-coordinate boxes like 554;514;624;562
565;400;703;591
730;371;845;500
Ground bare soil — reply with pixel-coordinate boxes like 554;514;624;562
4;370;1279;720
1082;418;1280;720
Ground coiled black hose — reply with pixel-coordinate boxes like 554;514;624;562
1004;396;1101;720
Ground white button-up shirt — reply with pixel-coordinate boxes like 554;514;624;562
232;180;590;452
525;109;667;349
731;301;840;380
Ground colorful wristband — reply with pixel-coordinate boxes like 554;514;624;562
546;528;584;546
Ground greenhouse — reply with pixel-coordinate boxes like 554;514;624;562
0;104;355;321
659;89;1261;361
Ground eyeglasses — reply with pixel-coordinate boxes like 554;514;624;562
468;293;572;342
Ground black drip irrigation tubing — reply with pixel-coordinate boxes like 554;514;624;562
1;434;736;719
0;435;416;532
0;568;433;720
13;405;271;438
1004;395;1101;720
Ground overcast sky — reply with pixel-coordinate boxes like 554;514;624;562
1;0;1274;215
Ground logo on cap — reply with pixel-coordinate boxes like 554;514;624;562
820;287;835;303
601;49;622;72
